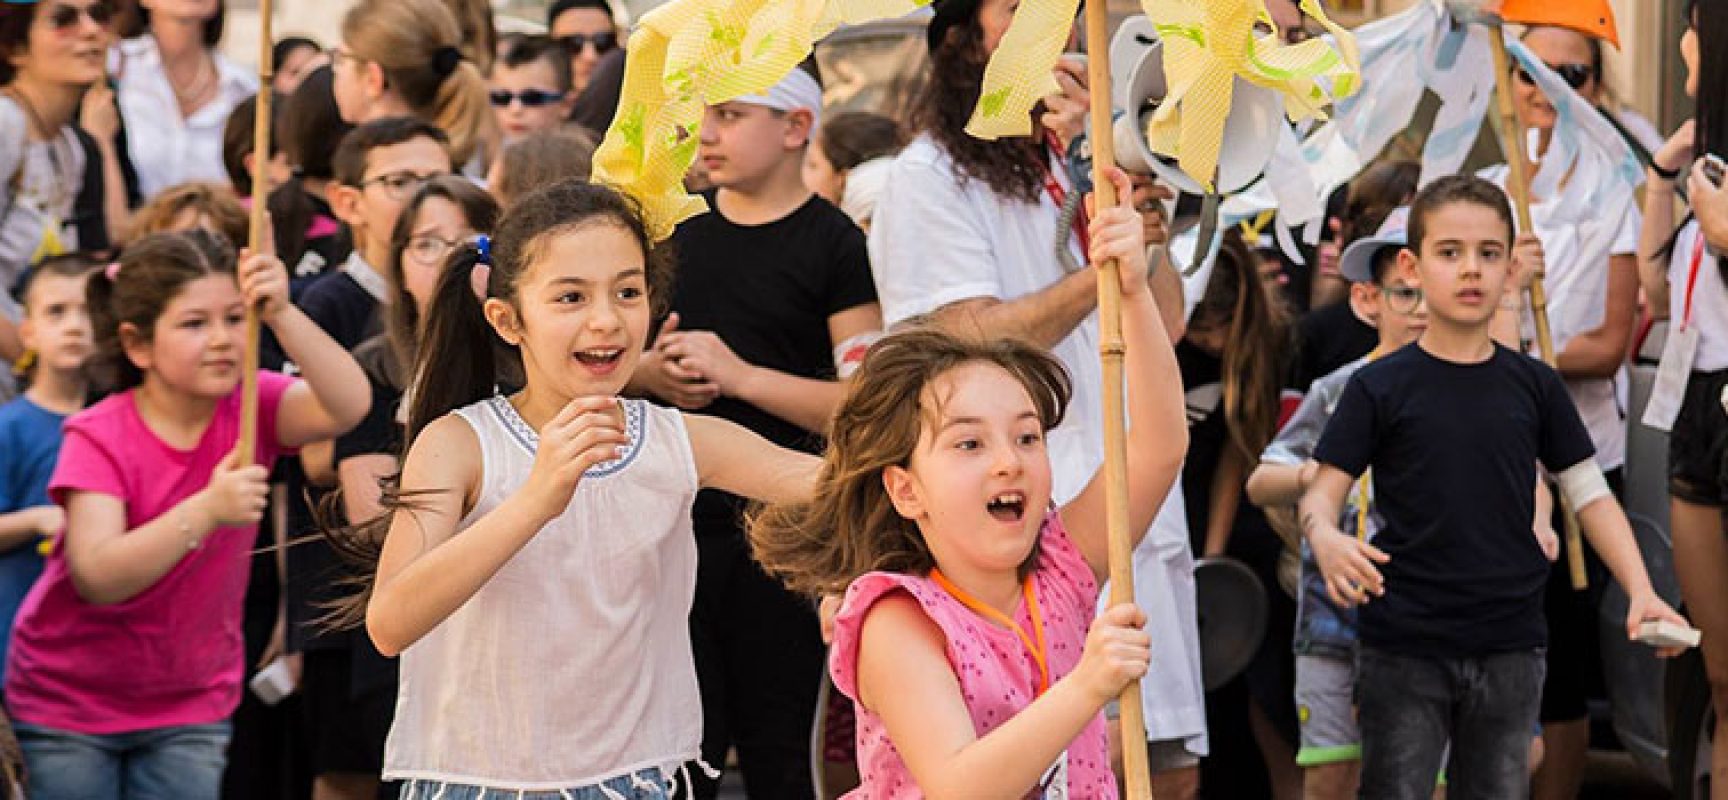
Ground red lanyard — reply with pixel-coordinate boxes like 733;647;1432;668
1042;132;1091;256
931;569;1051;696
1683;231;1708;330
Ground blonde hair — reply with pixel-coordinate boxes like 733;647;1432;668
342;0;496;167
126;182;249;248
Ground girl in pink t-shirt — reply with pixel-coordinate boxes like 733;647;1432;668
5;229;370;800
750;169;1188;798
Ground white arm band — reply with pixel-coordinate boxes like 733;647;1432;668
833;331;883;379
1558;461;1611;511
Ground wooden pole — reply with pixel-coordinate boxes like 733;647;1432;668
1080;4;1153;798
238;0;275;462
1486;27;1588;591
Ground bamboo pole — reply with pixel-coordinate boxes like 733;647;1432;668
238;0;275;462
1080;4;1153;798
1486;27;1588;591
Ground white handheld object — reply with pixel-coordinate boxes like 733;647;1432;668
1636;620;1701;650
249;656;298;706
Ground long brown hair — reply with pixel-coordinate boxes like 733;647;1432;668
1189;231;1290;463
318;181;674;630
750;327;1071;597
912;12;1046;204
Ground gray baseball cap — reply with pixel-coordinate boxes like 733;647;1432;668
1339;206;1410;284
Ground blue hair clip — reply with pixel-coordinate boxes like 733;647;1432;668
474;234;492;265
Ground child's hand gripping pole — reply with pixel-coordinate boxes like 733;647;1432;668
237;0;276;465
1080;1;1153;794
1480;15;1587;591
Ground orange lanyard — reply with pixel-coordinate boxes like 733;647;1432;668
1355;347;1384;541
931;569;1051;696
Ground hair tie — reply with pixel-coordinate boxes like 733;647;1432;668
474;234;491;265
469;235;492;301
431;46;463;80
104;261;121;281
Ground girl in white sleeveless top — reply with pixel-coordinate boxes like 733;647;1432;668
327;182;817;798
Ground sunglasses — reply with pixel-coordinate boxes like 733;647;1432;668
43;1;112;31
488;88;565;108
555;32;618;54
1515;62;1594;91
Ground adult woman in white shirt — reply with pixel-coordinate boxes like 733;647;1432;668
0;0;128;399
112;0;255;200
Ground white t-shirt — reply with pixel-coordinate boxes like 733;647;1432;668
114;36;257;199
1482;164;1639;470
869;135;1208;751
1669;221;1728;371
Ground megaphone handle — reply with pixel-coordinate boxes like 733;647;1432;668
1184;194;1222;278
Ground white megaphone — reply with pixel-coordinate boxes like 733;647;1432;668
1108;15;1285;196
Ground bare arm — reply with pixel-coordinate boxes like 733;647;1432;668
1059;186;1188;581
299;440;337;488
0;506;60;553
367;416;509;656
1246;460;1316;509
1149;248;1185;343
685;413;820;506
929;268;1098;350
269;304;370;448
1640;122;1693;319
857;595;1121;799
1555;254;1638;379
62;480;249;605
1300;465;1389;606
338;453;395;524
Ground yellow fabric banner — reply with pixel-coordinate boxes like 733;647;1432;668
593;0;925;239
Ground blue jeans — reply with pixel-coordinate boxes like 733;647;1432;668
400;768;674;800
16;720;230;800
1356;647;1544;800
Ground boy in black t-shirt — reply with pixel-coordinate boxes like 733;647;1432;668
631;64;882;798
1301;176;1687;799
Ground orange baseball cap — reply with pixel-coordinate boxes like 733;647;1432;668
1500;0;1620;48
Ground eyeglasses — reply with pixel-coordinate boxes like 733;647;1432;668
555;32;618;55
406;233;473;265
357;172;443;201
43;1;111;31
1515;62;1594;91
488;89;565;108
1380;285;1424;315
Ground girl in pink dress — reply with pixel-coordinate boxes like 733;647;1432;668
751;168;1187;798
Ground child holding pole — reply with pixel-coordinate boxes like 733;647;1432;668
751;168;1185;797
1300;176;1687;798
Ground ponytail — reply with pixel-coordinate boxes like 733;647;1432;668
431;60;495;170
405;243;512;441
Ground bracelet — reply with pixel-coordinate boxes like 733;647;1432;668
180;509;201;551
1651;163;1681;182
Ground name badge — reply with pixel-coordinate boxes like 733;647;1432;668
1643;325;1698;432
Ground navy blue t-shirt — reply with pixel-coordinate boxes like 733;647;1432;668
0;396;66;682
1313;343;1595;657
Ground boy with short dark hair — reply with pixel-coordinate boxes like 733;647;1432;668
488;36;576;144
1300;175;1687;798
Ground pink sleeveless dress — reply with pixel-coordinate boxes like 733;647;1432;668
829;511;1117;798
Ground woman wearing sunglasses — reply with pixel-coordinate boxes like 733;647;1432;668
111;0;255;200
547;0;620;94
1485;23;1644;800
0;0;128;402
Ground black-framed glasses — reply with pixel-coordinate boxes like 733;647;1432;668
357;172;443;201
488;88;565;108
1380;285;1424;315
1515;62;1594;91
43;1;111;31
406;233;473;265
555;31;618;55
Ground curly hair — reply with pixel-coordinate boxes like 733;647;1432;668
910;13;1047;204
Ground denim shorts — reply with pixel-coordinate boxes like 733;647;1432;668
16;720;231;800
399;768;675;800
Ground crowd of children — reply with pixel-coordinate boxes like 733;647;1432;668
0;0;1720;798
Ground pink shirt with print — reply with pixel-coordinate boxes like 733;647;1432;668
6;371;296;734
829;510;1117;798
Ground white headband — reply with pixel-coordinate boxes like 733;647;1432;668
731;69;823;125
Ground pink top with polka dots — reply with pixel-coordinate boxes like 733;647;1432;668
828;510;1116;798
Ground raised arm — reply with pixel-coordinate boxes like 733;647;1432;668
239;250;369;448
1639;121;1693;318
1059;169;1187;581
